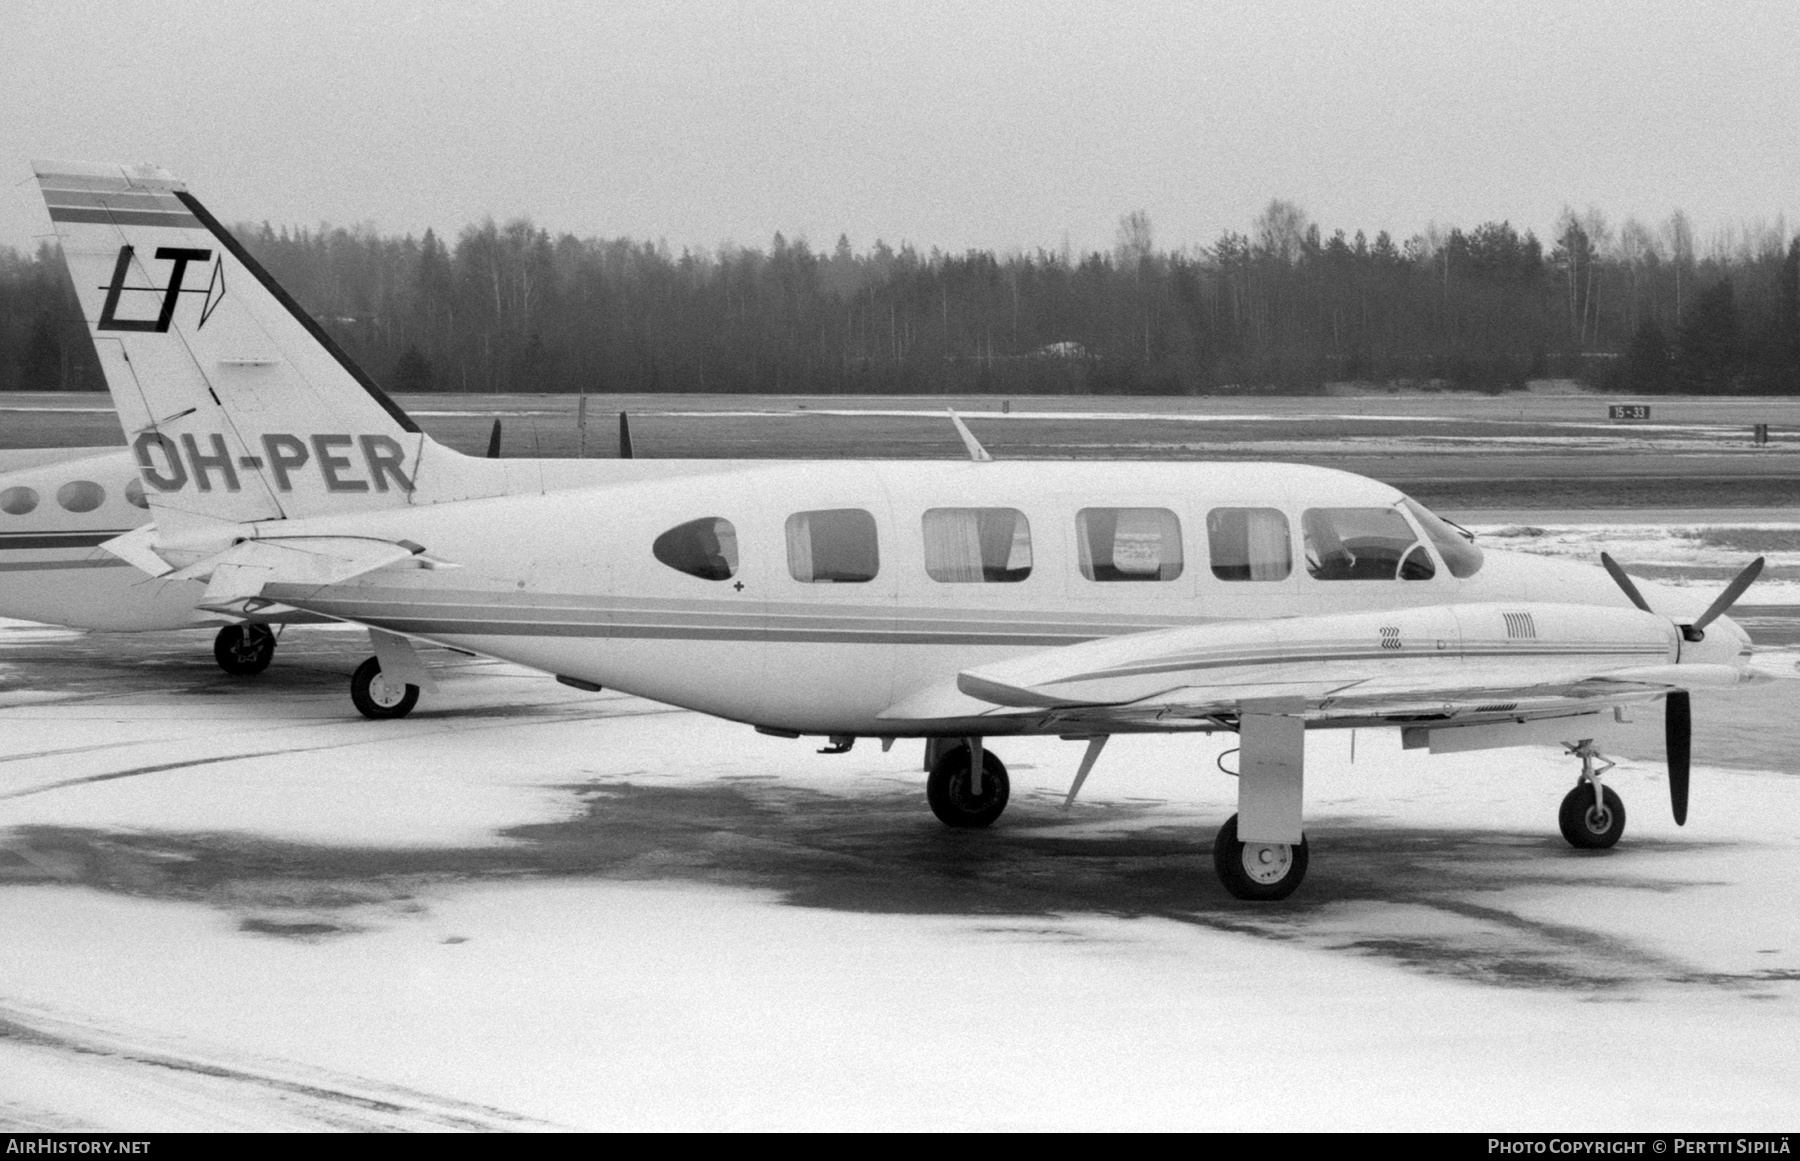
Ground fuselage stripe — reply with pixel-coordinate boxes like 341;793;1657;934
0;532;131;550
0;558;132;573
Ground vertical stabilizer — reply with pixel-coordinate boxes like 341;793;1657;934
33;161;492;534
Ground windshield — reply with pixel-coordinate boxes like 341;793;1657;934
1400;498;1484;578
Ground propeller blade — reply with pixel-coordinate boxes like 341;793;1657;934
1600;552;1653;613
1666;689;1691;826
1691;556;1765;632
485;418;503;459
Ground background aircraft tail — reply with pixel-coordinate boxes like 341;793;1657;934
33;161;495;533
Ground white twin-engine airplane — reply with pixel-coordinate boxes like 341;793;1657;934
0;421;510;677
0;444;320;673
30;160;1766;900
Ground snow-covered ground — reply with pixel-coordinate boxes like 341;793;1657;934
1;614;1798;1130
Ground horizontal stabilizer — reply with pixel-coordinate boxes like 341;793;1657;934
171;537;429;613
99;525;176;578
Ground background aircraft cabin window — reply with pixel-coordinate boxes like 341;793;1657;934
1302;507;1435;581
923;508;1032;583
1400;497;1484;578
57;480;105;514
653;516;739;581
787;508;879;583
124;479;149;510
0;486;37;516
1076;508;1183;582
1207;508;1292;581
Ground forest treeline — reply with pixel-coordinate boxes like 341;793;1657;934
2;200;1797;396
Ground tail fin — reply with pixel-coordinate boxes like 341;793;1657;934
33;161;487;532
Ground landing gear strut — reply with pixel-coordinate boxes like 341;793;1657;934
926;742;1010;828
350;656;419;720
1558;740;1626;849
213;623;276;676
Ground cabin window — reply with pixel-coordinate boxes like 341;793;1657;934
1207;508;1291;581
124;479;149;510
923;508;1032;583
1400;498;1483;578
1076;508;1183;582
787;508;879;583
0;486;37;516
1302;507;1435;581
653;516;738;581
57;480;105;514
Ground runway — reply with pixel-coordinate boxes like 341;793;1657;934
1;616;1797;1129
5;390;1798;509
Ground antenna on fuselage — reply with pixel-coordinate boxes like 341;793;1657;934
485;419;503;459
618;412;634;459
947;410;993;462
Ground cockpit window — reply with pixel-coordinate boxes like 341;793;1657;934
1400;498;1484;578
1302;507;1434;581
1077;508;1183;581
787;508;878;583
653;517;738;581
923;508;1032;582
1207;507;1292;581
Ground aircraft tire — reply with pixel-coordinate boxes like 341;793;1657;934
1558;783;1625;849
351;656;419;720
926;746;1010;828
214;624;276;676
1213;814;1309;901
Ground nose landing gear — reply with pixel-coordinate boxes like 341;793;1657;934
1558;740;1626;849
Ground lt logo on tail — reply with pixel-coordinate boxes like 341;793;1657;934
97;244;219;333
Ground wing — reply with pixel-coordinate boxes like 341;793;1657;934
909;602;1739;734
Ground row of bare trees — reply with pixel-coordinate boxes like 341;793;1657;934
2;201;1796;395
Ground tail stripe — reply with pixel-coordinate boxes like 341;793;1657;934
49;206;202;229
170;190;422;436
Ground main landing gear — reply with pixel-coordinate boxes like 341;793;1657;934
919;723;1315;903
213;624;276;676
351;656;420;720
925;740;1011;828
1213;814;1310;901
1558;740;1626;849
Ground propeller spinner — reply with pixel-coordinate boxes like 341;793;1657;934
1599;551;1763;825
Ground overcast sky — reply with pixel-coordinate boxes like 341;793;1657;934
5;0;1798;258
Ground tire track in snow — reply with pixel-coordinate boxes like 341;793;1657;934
0;1002;559;1132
